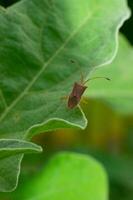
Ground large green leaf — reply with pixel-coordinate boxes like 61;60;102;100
85;35;133;114
0;0;130;192
15;152;108;200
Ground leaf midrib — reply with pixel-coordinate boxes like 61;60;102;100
0;11;93;122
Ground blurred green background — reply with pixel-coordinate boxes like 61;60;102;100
0;0;133;200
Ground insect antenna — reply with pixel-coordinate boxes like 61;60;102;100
70;60;111;85
70;59;84;83
83;77;111;85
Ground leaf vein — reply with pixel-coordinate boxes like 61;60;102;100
0;11;93;122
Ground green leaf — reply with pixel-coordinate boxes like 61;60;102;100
85;35;133;114
0;139;42;192
0;0;130;192
0;139;42;159
16;152;108;200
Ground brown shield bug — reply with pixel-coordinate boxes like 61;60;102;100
67;60;110;109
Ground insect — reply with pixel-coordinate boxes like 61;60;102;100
67;60;110;109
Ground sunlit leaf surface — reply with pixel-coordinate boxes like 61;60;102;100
17;153;108;200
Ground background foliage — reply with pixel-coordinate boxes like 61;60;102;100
0;0;132;199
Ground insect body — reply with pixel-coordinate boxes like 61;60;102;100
68;82;87;109
67;60;110;109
